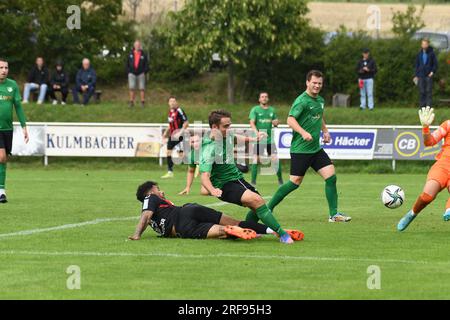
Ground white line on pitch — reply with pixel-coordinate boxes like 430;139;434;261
0;196;271;239
0;217;138;239
0;250;439;265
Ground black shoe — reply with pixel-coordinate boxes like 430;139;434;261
140;101;145;108
129;101;135;108
0;194;7;203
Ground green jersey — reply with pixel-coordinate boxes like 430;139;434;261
0;78;26;131
249;105;278;144
199;134;243;189
288;91;324;154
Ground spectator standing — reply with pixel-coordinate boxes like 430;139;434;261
356;48;377;110
22;57;49;105
48;61;69;105
414;38;438;108
126;40;149;108
73;58;97;106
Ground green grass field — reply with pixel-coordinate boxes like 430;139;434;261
1;163;450;299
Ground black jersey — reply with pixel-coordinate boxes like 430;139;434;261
141;194;181;237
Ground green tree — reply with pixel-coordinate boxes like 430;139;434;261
391;4;425;38
167;0;311;104
0;0;134;82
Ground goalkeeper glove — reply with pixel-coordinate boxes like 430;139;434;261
419;106;435;127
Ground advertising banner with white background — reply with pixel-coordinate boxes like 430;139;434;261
45;124;162;157
274;128;378;160
12;124;45;156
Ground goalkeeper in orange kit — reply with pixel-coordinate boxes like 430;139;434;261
398;106;450;231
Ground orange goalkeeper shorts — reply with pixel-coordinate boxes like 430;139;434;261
427;159;450;189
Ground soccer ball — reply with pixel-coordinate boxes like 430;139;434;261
381;185;405;209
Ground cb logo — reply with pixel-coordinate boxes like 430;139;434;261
395;132;420;157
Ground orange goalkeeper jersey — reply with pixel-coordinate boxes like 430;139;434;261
425;120;450;160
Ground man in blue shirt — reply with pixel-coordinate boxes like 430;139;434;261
414;38;438;108
72;58;97;106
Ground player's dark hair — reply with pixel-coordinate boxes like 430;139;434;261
0;57;7;63
168;96;177;102
306;70;324;81
259;92;268;98
136;181;157;202
208;109;231;128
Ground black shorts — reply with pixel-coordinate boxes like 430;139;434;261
253;143;277;156
0;131;13;155
290;148;333;177
174;203;223;239
219;179;260;206
167;136;183;151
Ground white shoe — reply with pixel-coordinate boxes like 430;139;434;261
22;100;29;104
61;101;66;105
52;100;58;105
37;100;43;105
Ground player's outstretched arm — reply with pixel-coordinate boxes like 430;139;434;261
128;210;153;240
179;167;195;195
419;107;440;146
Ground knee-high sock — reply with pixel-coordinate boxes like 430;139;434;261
251;164;258;183
245;209;259;223
267;181;299;211
255;204;287;236
325;175;338;217
0;163;5;189
239;221;271;234
167;156;174;172
413;192;434;215
276;160;282;180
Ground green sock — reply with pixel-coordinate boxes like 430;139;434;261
251;164;258;183
325;175;338;217
0;163;5;189
255;204;287;236
245;209;259;223
267;180;299;211
276;160;282;180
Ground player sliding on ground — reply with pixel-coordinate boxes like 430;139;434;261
398;106;450;231
129;181;294;241
0;57;29;203
199;110;303;244
250;70;350;223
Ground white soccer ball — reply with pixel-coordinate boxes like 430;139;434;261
381;185;405;209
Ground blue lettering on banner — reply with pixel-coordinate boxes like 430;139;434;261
277;131;375;150
46;134;135;150
322;132;374;150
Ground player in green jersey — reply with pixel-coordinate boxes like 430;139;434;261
255;70;351;223
199;109;303;244
0;58;29;203
249;92;283;186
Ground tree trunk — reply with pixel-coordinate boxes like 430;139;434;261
227;60;236;105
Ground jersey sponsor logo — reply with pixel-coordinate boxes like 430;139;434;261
0;95;12;101
7;87;12;92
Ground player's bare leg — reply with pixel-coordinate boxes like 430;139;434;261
398;179;441;231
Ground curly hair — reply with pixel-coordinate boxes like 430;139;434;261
136;181;157;202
